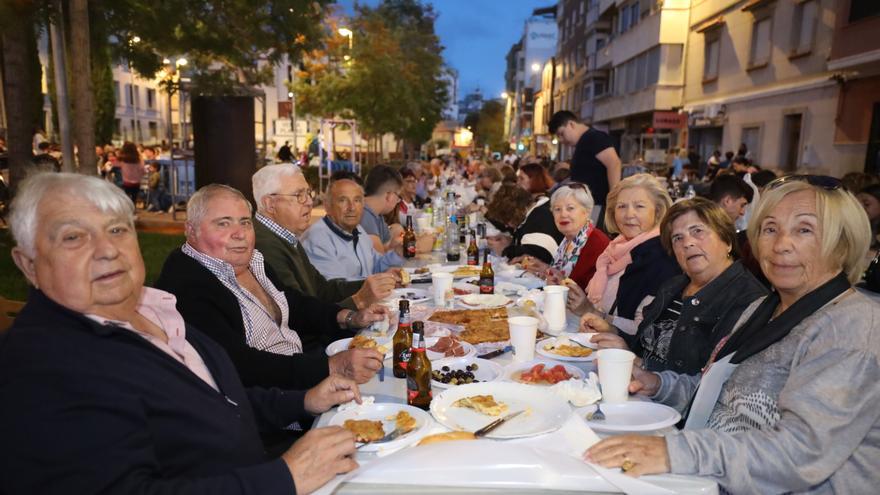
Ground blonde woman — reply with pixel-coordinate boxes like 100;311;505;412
567;174;679;335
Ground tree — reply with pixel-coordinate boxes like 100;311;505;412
68;0;97;174
475;100;505;152
0;2;43;192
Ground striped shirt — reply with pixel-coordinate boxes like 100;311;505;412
256;212;298;246
182;243;303;355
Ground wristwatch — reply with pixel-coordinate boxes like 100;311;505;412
344;310;357;329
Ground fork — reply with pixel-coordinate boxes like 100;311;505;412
586;403;606;421
356;426;402;449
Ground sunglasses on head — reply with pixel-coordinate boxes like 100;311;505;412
766;174;842;191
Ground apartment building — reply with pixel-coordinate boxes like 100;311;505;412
827;0;880;175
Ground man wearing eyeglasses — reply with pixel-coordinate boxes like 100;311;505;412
252;165;397;311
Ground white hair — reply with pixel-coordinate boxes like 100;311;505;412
9;172;134;256
550;184;595;214
251;164;304;211
186;184;252;233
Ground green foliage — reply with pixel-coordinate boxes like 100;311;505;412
97;0;333;95
294;0;447;146
475;100;506;152
90;6;116;145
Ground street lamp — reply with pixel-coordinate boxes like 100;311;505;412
501;91;508;99
338;27;353;52
176;58;187;67
531;63;541;73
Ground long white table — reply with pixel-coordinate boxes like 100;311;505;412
312;253;718;494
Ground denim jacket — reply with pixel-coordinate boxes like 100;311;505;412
623;260;767;375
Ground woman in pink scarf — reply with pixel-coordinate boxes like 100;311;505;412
567;174;679;335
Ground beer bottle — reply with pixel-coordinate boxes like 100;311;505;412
406;321;432;410
392;300;412;378
479;250;495;294
466;229;479;265
403;215;417;258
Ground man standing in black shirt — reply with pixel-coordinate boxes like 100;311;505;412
549;111;621;227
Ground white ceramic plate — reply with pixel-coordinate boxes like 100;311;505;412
431;357;503;389
535;333;598;362
501;359;585;386
576;401;682;432
456;293;511;309
425;336;476;361
430;382;571;439
329;403;432;451
389;288;430;304
325;336;392;359
455;277;529;297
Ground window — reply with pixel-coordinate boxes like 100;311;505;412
594;79;607;97
148;122;158;140
703;30;721;81
619;5;630;33
113;118;121;139
124;83;133;107
146;89;156;109
113;81;120;107
615;45;662;94
647;46;660;86
848;0;880;23
596;38;605;51
741;126;761;163
749;15;772;68
791;0;817;56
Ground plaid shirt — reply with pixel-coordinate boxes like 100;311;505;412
182;243;303;355
256;213;298;246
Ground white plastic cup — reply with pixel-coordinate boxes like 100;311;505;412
597;349;636;403
416;216;430;233
542;285;569;335
432;272;454;307
508;316;539;363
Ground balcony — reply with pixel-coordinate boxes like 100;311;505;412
592;84;682;122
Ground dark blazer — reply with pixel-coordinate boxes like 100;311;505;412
624;260;768;375
255;219;363;310
0;289;303;494
155;248;350;390
614;236;681;320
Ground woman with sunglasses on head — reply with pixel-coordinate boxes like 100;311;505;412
586;175;880;495
582;198;767;375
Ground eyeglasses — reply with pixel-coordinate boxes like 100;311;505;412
270;189;315;205
766;175;842;191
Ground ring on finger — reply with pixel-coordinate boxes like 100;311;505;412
621;457;636;472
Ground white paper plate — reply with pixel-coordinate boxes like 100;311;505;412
328;403;432;452
325;336;392;359
455;277;529;297
430;382;571;439
425;336;476;361
501;359;586;386
431;357;503;389
535;333;598;362
576;401;682;432
456;293;512;309
389;288;430;304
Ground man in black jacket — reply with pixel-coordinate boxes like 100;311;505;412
155;184;386;390
1;173;360;494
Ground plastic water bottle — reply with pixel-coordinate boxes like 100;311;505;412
446;215;460;262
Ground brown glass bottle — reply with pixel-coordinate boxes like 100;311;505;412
466;229;479;265
392;300;412;378
406;321;433;410
403;215;417;258
479;250;494;294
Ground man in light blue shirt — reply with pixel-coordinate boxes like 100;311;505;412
302;176;403;281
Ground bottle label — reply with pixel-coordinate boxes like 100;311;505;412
405;241;416;257
398;348;412;366
480;277;494;294
467;254;478;265
406;377;432;402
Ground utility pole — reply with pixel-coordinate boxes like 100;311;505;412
50;0;75;171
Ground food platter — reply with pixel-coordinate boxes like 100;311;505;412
535;333;598;362
329;403;432;451
325;336;392;359
430;382;571;439
501;359;585;386
430;357;503;389
425;336;477;361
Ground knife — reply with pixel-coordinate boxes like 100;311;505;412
474;410;524;437
477;345;513;360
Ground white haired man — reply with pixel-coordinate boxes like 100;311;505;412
1;173;361;494
251;164;396;310
155;184;386;390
